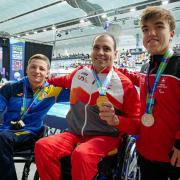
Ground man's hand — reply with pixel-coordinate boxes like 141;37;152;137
10;120;25;130
170;146;180;167
99;101;119;126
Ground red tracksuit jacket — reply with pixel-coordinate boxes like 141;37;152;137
119;52;180;162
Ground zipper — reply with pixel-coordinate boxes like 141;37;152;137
81;72;94;136
81;92;92;136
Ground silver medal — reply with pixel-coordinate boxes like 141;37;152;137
141;113;154;127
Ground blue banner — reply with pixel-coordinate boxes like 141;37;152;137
9;38;25;80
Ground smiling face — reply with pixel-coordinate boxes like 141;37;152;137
91;34;117;73
26;58;49;90
141;18;174;55
140;6;175;56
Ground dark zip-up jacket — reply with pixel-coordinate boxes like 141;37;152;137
0;77;69;136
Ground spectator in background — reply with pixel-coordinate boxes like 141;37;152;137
0;73;3;88
13;71;21;81
0;54;69;179
34;33;140;180
119;6;180;180
0;73;2;82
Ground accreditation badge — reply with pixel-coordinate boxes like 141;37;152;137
96;95;109;107
141;113;155;127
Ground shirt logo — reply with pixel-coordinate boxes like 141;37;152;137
78;74;88;83
158;77;167;93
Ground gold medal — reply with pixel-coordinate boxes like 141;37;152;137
96;96;109;107
141;113;155;127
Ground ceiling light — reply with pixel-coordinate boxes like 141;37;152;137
162;0;168;5
102;14;107;18
130;7;136;12
52;25;56;30
80;19;85;23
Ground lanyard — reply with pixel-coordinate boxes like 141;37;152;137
93;68;113;96
145;49;174;114
20;81;45;120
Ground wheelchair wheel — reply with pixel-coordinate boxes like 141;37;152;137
33;158;72;180
33;170;39;180
121;136;140;180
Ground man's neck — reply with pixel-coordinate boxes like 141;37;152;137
151;47;170;56
30;82;44;92
94;66;112;74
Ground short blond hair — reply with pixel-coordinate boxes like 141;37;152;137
28;54;50;70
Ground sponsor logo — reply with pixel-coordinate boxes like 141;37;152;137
78;74;88;83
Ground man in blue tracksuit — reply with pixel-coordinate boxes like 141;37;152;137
0;54;69;180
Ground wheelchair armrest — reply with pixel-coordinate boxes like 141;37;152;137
42;125;49;137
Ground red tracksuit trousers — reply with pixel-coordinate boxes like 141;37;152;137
35;132;121;180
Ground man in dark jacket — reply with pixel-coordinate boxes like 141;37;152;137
0;54;69;180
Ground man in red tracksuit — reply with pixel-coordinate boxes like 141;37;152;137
34;33;140;180
117;6;180;180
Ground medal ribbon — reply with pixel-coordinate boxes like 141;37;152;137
145;49;174;114
93;68;113;96
20;80;47;121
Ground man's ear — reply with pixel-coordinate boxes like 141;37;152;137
46;71;50;79
170;30;175;41
26;67;28;74
115;49;119;60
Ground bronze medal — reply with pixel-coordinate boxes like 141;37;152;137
96;96;109;107
141;113;155;127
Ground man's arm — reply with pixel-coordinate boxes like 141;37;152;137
117;83;141;135
118;68;141;87
99;83;141;135
47;75;71;89
48;66;82;88
56;88;70;102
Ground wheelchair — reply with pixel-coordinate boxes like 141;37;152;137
33;102;139;180
120;136;140;180
13;126;48;180
94;135;140;180
34;133;136;180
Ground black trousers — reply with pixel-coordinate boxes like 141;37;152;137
138;154;180;180
0;130;36;180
